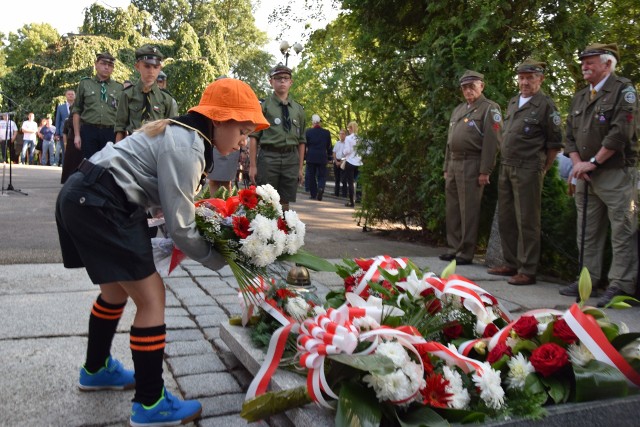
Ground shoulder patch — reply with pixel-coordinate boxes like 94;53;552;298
551;111;561;126
490;107;501;122
622;86;637;104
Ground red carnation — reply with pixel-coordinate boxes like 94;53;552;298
487;342;512;364
552;319;579;344
513;315;539;339
277;217;289;233
232;216;251;239
482;323;499;338
420;373;452;408
443;321;463;340
530;343;569;377
276;288;295;300
238;187;258;209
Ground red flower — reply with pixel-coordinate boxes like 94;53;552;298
232;216;251;239
199;196;240;217
530;343;569;377
344;275;356;292
552;319;579;344
487;342;512;364
414;343;435;375
482;323;499;338
277;217;289;233
420;373;452;408
355;258;375;271
420;288;442;314
513;315;539;339
443;321;463;340
276;288;296;300
238;186;258;209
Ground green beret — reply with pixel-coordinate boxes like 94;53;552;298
96;52;116;64
578;43;619;62
516;58;546;74
459;70;484;85
135;44;164;65
269;63;292;78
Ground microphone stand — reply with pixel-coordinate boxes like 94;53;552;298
1;92;28;196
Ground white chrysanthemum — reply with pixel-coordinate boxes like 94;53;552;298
402;361;426;392
272;227;287;255
250;214;274;240
442;366;470;409
568;342;595;366
376;340;410;367
283;210;306;254
352;315;380;331
506;353;535;390
363;369;415;402
253;243;278;267
285;296;310;322
472;363;505;410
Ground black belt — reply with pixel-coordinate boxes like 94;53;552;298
261;145;298;153
77;159;124;197
83;123;113;129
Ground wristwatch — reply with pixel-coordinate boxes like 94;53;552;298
589;157;600;168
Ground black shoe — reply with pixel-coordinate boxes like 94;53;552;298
455;257;472;265
439;253;456;261
597;286;638;308
559;282;597;298
317;188;324;201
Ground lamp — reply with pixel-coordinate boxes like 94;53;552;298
279;40;304;66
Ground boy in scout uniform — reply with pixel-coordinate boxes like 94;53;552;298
248;64;306;212
73;52;123;159
488;59;563;286
559;43;638;306
440;70;502;265
115;45;177;142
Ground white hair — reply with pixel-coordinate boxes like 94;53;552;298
311;114;321;124
600;53;617;71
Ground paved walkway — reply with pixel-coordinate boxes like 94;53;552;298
1;165;639;426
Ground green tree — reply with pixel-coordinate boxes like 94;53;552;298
80;3;153;44
4;24;60;68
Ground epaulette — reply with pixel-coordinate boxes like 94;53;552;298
123;85;134;91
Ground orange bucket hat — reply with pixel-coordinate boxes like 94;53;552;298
189;78;269;131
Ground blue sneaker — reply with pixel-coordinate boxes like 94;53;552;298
130;388;202;426
78;356;135;391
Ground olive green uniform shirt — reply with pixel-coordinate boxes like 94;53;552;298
250;92;306;146
115;81;178;134
72;76;122;126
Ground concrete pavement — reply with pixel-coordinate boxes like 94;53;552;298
1;165;639;426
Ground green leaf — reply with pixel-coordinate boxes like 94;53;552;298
434;407;486;423
441;260;456;279
524;373;546;395
279;249;337;272
540;375;570;404
241;386;312;422
329;354;396;375
604;295;640;309
578;267;592;307
573;360;629;402
611;333;640;351
335;381;381;427
491;354;510;371
396;405;449;427
513;339;538;354
582;307;606;319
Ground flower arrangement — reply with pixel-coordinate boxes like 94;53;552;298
238;257;640;425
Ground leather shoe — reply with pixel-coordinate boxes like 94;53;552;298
597;286;638;308
317;188;324;201
455;257;472;265
487;266;517;276
559;281;597;297
508;273;536;286
439;253;456;261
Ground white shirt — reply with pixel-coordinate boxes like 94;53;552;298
333;139;346;159
21;120;38;140
0;119;18;140
343;133;362;166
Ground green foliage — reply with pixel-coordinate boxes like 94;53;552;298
81;3;153;44
4;23;60;68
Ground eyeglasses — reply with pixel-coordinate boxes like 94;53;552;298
272;76;291;82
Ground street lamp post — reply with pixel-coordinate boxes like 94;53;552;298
279;40;304;66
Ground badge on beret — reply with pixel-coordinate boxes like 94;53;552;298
274;118;281;125
551;111;561;126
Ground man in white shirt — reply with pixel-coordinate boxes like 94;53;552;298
0;113;18;163
21;112;38;164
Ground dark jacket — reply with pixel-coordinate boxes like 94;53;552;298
305;126;332;164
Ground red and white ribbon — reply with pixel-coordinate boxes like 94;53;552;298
354;255;408;295
488;308;563;351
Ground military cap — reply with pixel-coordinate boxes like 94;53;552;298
516;58;546;74
96;51;116;64
157;71;167;81
135;44;164;65
459;70;484;85
269;63;292;78
578;43;619;62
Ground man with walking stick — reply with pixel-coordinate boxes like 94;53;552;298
559;43;639;307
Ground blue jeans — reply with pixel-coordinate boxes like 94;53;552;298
306;162;327;198
42;139;55;165
21;139;35;164
55;138;64;165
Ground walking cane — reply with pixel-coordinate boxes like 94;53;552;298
576;180;589;303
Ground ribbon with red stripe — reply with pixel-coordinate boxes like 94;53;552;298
354;255;408;295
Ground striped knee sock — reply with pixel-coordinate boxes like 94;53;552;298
84;295;126;373
131;324;166;405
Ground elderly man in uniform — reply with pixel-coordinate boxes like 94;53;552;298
559;43;638;306
249;64;306;212
439;70;502;265
115;45;177;142
487;59;563;285
73;52;123;159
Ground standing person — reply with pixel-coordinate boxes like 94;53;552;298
156;71;167;90
20;112;38;164
39;117;57;166
115;45;177;142
487;59;563;285
559;43;638;306
249;64;306;212
332;129;348;197
0;113;18;163
73;51;123;159
305;114;332;200
343;121;362;208
55;78;269;426
439;70;502;265
54;89;75;166
60;116;83;183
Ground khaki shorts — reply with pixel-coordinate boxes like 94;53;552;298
257;148;299;202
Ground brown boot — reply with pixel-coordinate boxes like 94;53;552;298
508;273;536;286
487;266;517;276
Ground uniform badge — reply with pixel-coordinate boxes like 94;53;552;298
153;105;160;112
274;118;281;125
467;120;475;127
524;126;531;134
493;113;502;122
624;91;637;104
463;118;469;123
551;111;561;126
599;115;606;123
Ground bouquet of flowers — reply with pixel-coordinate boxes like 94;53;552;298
238;258;640;425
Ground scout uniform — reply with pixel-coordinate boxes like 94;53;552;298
497;59;563;282
73;52;122;159
443;70;502;262
115;45;178;136
564;43;638;297
250;64;306;203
